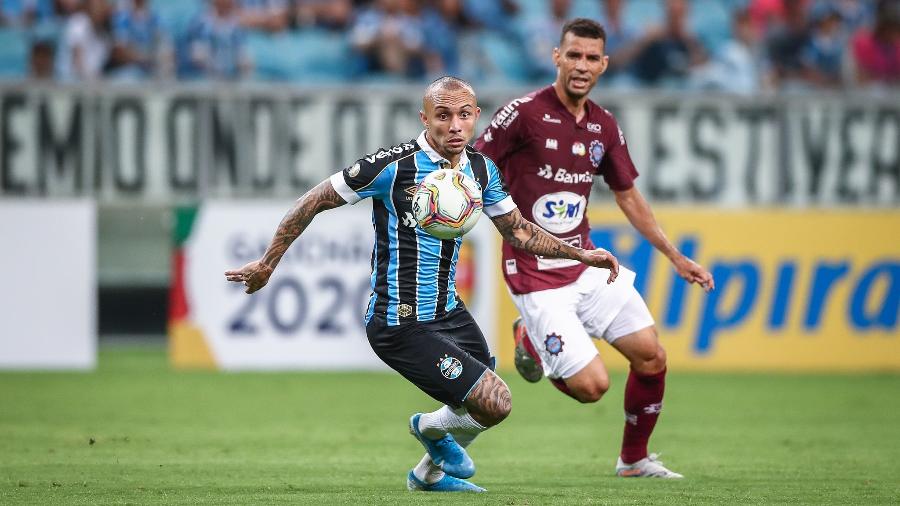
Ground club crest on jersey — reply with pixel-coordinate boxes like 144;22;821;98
348;163;361;177
544;333;564;356
572;142;586;156
589;140;605;168
398;303;413;317
545;138;558;150
437;354;463;379
586;122;602;134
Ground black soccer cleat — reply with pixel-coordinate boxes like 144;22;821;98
512;317;543;383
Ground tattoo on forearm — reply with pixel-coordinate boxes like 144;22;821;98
261;180;345;268
464;371;511;427
492;209;579;260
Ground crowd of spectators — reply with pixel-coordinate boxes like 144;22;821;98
0;0;897;91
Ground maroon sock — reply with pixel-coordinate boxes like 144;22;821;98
620;367;666;464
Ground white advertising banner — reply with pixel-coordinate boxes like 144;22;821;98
175;200;499;370
0;200;96;369
1;85;897;207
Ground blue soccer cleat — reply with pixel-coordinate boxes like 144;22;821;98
406;470;486;492
408;413;475;479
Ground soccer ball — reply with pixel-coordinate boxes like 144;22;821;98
412;169;483;240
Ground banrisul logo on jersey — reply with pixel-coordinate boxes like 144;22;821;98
532;192;587;234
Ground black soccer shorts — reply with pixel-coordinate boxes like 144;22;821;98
366;305;494;409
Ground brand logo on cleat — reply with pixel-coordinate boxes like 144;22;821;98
437;354;463;379
643;403;662;414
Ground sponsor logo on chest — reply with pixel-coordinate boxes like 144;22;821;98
401;212;417;228
537;164;593;184
542;113;562;124
364;143;416;164
586;122;602;134
531;191;587;234
491;97;532;130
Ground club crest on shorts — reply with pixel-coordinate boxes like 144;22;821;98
437;354;463;380
544;333;564;356
589;140;605;168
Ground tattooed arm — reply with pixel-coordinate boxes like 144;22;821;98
224;178;347;293
490;208;619;284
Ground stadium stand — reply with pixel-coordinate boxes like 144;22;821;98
0;0;894;89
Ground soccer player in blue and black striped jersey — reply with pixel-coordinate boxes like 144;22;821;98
225;77;620;493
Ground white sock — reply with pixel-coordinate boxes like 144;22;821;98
413;454;445;484
417;405;485;440
413;433;479;484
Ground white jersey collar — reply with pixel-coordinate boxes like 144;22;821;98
416;130;469;170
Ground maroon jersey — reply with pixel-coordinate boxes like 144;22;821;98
474;86;638;294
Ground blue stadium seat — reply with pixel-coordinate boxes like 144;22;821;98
515;0;547;21
248;29;353;83
0;28;29;79
624;0;664;28
154;0;204;38
691;0;733;52
293;30;354;82
473;31;532;84
246;32;287;80
569;0;602;20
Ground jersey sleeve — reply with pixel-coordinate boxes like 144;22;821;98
482;158;517;217
329;158;394;204
472;98;530;167
599;116;639;191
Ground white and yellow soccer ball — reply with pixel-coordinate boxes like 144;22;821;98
412;169;483;240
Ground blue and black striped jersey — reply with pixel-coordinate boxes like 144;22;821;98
330;131;516;326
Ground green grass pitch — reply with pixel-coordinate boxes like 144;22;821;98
2;346;899;505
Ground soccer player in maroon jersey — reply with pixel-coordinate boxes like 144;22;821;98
473;18;714;478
